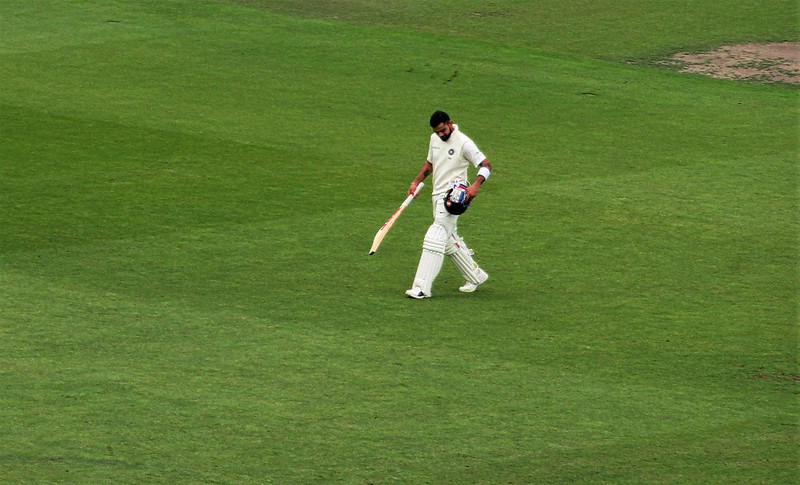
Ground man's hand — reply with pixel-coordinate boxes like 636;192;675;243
467;159;491;200
409;162;433;196
466;182;480;201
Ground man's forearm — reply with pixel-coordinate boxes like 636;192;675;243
414;161;433;183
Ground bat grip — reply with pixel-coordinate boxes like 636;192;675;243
403;182;424;207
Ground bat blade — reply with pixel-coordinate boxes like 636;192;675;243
369;208;404;255
368;182;424;255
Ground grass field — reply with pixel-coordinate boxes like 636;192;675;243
1;1;798;483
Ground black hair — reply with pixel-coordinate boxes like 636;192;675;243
429;110;450;127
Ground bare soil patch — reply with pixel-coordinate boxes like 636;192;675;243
662;42;799;84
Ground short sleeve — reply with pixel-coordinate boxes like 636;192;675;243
462;139;485;167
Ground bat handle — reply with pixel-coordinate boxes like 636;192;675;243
403;181;425;207
414;181;425;197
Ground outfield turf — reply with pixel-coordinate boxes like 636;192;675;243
1;1;798;483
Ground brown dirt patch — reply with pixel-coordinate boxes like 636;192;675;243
662;42;800;84
758;372;800;382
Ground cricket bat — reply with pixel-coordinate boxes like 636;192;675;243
369;182;424;255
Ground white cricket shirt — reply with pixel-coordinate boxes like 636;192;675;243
426;125;486;197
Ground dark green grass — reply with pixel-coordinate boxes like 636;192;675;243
1;1;797;483
242;0;799;60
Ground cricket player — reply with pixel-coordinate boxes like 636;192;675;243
405;110;493;299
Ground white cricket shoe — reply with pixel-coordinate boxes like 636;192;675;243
405;288;430;299
459;270;489;293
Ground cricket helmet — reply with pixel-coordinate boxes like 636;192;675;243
444;180;470;215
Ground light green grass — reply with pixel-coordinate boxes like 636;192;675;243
1;1;797;483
